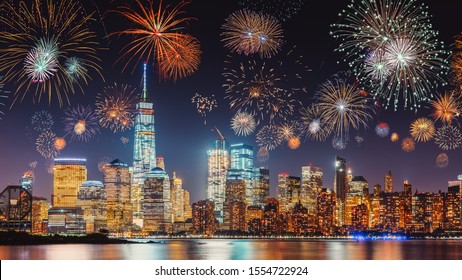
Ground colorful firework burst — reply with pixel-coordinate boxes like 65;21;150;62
331;0;449;111
434;125;462;150
375;122;390;138
29;161;38;170
63;105;100;142
332;136;348;150
231;111;256;136
223;47;308;123
452;33;462;90
256;125;282;151
390;133;399;142
121;136;129;145
287;136;301;150
65;57;87;82
53;137;67;151
355;135;364;146
410;118;435;142
96;84;137;132
317;78;373;142
191;93;217;125
36;131;59;159
98;157;111;173
221;9;283;58
300;104;333;142
111;0;200;78
257;147;269;162
431;92;461;125
31;110;54;133
436;153;449;168
0;0;102;106
278;121;302;141
239;0;305;22
401;137;415;152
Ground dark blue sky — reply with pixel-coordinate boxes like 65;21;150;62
1;0;461;203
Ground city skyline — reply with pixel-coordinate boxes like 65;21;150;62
1;0;462;205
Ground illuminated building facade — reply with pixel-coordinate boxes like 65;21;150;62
228;144;254;206
345;176;368;225
334;156;347;226
104;159;132;234
385;171;393;193
404;181;413;228
183;190;192;220
76;180;106;233
142;167;172;232
223;177;246;231
206;139;230;223
262;198;279;236
21;171;34;194
277;173;301;213
301;165;323;228
132;64;156;219
156;156;165;171
53;158;87;207
246;205;263;234
192;199;216;235
316;188;335;235
292;202;309;236
252;167;270;207
47;207;85;234
444;181;461;229
170;172;185;222
32;197;50;234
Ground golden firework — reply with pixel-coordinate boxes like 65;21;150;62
410;117;435;142
431;92;461;124
53;137;67;151
159;35;201;81
401;137;415;152
390;133;399;142
452;33;462;90
287;137;301;150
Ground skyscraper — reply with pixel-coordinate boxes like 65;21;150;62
192;199;216;235
334;156;347;226
53;158;87;207
345;176;368;225
385;171;393;193
277;173;301;213
228;143;254;206
105;159;132;234
133;64;156;219
76;180;106;233
183;190;192;220
206;138;230;223
301;165;323;227
253;167;270;207
170;172;185;223
223;176;246;231
142;167;172;232
21;171;34;194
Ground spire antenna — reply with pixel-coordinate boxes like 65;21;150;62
142;63;147;100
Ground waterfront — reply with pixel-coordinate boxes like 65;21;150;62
1;239;462;260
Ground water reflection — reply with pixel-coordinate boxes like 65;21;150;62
1;240;462;260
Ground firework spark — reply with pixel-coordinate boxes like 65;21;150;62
98;157;111;173
278;121;302;141
256;125;282;151
300;104;332;142
391;133;399;142
36;131;59;159
434;125;462;150
31;111;54;133
452;33;462;90
111;0;199;78
65;57;87;82
191;93;217;125
332;0;449;111
29;161;38;170
0;0;102;106
375;122;390;138
221;9;283;58
63;105;100;141
355;135;364;145
121;136;129;145
231;111;256;136
45;160;55;174
239;0;304;22
431;92;461;125
317;78;373;142
287;136;301;150
410;118;435;142
257;147;269;162
436;153;449;168
96;84;137;132
401;137;415;152
0;78;8;119
53;137;67;151
332;136;348;150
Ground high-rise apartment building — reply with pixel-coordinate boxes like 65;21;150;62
228;144;254;206
183;190;192;220
252;167;270;207
76;180;106;233
301;165;323;227
334;156;347;226
223;177;246;231
32;197;50;234
385;171;393;193
142;167;172;232
277;173;301;213
170;172;185;222
192;199;216;235
53;158;87;207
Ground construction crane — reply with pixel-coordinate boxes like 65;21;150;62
213;126;225;141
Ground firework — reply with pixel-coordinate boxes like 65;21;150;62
375;122;390;138
436;153;449;168
401;137;415;152
223;47;307;123
31;111;54;133
121;136;129;145
96;84;137;132
287;136;301;150
332;0;449;111
434;125;462;150
431;92;461;125
452;33;462;89
29;161;38;170
63;105;100;141
112;0;199;77
191;93;217;125
239;0;304;22
65;57;87;81
257;147;269;162
391;133;399;142
355;135;364;146
299;104;333;142
278;121;302;141
98;157;111;173
256;125;282;151
231;111;256;136
410;118;435;142
332;136;348;150
53;137;67;151
0;0;102;106
221;9;283;58
159;35;201;81
317;78;373;142
0;78;8;120
45;160;55;175
36;131;59;159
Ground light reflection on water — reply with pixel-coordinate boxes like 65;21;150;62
1;239;462;260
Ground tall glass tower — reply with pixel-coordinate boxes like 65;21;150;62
227;143;254;207
132;64;156;218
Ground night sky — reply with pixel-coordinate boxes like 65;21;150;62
1;0;462;204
